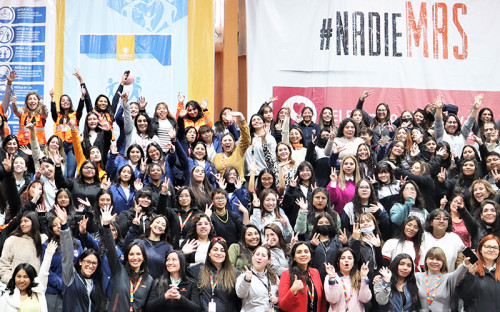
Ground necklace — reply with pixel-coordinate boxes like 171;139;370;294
215;210;229;223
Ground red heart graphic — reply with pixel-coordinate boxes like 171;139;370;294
293;102;305;115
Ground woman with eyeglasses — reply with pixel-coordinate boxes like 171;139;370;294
146;250;201;312
415;247;470;312
418;210;465;272
236;246;279;311
57;206;106;312
279;242;326;312
181;213;216;265
457;234;500;311
188;239;240;312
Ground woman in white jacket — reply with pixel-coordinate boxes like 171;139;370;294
0;241;57;312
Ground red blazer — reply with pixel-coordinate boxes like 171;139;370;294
278;268;326;312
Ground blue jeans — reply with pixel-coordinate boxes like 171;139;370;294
64;142;77;178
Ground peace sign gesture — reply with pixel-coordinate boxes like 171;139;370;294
339;228;348;244
360;261;370;278
330;167;337;183
399;175;407;186
360;90;374;101
161;177;170;194
351;223;361;240
132;211;141;226
492;168;500;183
324;262;336;277
2;153;12;172
290;231;299;247
289;175;298;188
368;174;377;185
310;233;320;246
205;204;213;218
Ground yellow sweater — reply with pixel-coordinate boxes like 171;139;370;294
213;121;250;181
71;130;107;181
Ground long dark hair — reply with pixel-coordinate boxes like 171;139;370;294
134;112;156;137
185;101;204;120
256;168;278;194
6;263;39;296
351;179;378;218
76;160;100;185
295;161;317;187
153;250;188;295
75;248;105;302
264;223;290;256
124;241;149;283
249;114;266;138
200;240;237;293
146;142;165;164
10;211;43;257
186;213;215;240
83;112;102;140
311;213;338;238
94;94;112;116
125;144;144;163
237;224;261;262
140;215;171;244
387;253;420;310
288;242;312;286
114;164;136;187
337;118;359;138
189;165;213;208
396;216;423;255
307;188;335;227
397;181;425;209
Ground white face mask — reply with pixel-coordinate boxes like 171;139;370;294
360;226;375;234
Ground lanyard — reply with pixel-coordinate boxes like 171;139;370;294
221;154;229;171
178;211;193;230
252;270;276;310
210;274;218;297
341;276;354;310
129;276;143;311
425;273;442;310
306;272;315;309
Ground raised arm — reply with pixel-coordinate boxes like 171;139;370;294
2;71;16;114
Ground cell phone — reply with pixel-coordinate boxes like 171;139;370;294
462;246;479;264
124;70;130;75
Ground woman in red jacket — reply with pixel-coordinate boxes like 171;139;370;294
278;242;326;312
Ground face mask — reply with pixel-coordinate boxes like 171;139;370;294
318;137;328;147
360;226;375;234
317;225;331;235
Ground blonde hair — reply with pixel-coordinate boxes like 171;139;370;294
338;155;360;190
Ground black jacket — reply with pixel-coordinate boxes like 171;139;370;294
146;277;201;312
457;269;500;312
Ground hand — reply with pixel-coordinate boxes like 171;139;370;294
252;193;260;208
372;275;382;285
168;128;176;140
68;120;78;131
289;175;298;188
324;262;336;277
132;211;141;226
339;228;348;244
36;204;46;213
471;134;483;146
229;111;244;123
360;90;374;101
474;93;484;110
410;143;420;157
32;186;42;203
468;262;478;275
98;117;111;131
181;239;199;255
295;197;308;211
290;231;299;246
138;96;148;110
101;205;116;226
364;233;381;247
140;157;147;174
333;144;346;155
201;97;209;110
440;195;448;209
51;150;63;166
310;233;320;246
266;96;278;103
244;265;252;281
6;70;17;85
77;197;91;207
110;141;118;155
329;129;336;141
217;176;227;189
40;97;45;109
360;261;370;278
118;91;129;105
379;267;392;282
49;88;55;100
492;169;500;183
205;204;213;218
133;201;142;214
280;215;289;228
330;167;337;183
76;204;86;213
399;175;407;186
249;161;258;172
434;95;444;110
234;176;243;190
367;174;377;185
46;240;59;254
73;68;83;83
54;204;68;225
436;147;446;157
235;199;248;215
100;176;111;190
290;275;304;294
161;177;170;194
78;215;89;234
165;286;181;300
178;91;185;104
2;153;12;172
278;160;291;169
269;292;279;305
368;204;380;214
19;145;32;156
351;223;361;240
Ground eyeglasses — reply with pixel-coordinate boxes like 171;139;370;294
483;245;500;251
212;237;226;243
213;196;226;202
83;166;95;170
433;217;450;222
82;259;98;267
358;186;370;190
446;121;458;125
261;177;273;182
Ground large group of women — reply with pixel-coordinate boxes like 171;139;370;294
0;69;499;311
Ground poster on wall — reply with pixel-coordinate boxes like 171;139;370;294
246;0;500;125
63;0;188;128
0;0;56;135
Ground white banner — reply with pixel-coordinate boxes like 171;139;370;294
247;0;500;123
0;0;57;135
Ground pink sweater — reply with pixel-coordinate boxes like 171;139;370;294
327;179;356;215
324;275;372;312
